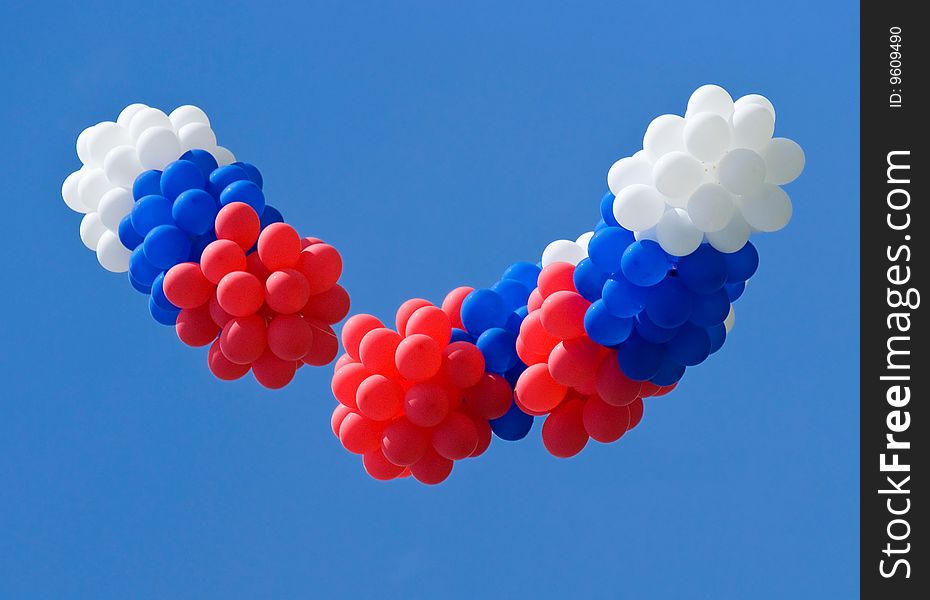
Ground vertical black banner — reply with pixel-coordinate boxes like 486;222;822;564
861;2;926;597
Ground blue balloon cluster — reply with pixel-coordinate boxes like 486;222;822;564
453;261;543;441
577;190;759;386
118;149;283;326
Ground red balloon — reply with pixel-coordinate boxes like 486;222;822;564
217;271;264;317
441;286;474;329
537;262;577;298
540;291;590;340
519;311;560;356
359;327;402;377
356;374;404;421
331;404;353;437
341;314;384;361
547;337;604;392
582;394;631;443
541;397;589;458
394;298;432;336
405;305;452;346
627;397;644;430
395;334;442;382
653;382;678;397
246;251;272;283
266;313;313;360
441;341;485;390
527;288;544;312
251;349;298;389
300;236;323;249
338;412;384;454
264;269;310;314
409;447;453;485
515;336;547;366
215;202;260;251
219;315;267;365
381;417;429;466
468;415;492;458
331;362;369;410
303;320;339;366
207;339;250;381
334;353;355;372
257;222;301;270
403;382;450;427
207;293;233;328
200;239;247;284
462;373;512;420
362;448;405;481
163;262;214;309
294;243;342;295
175;304;220;347
301;284;350;325
638;382;662;398
432;411;479;460
595;353;642;406
514;363;567;414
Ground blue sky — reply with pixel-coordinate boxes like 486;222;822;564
0;2;858;598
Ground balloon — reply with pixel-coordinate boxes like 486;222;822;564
665;322;711;366
103;146;143;189
460;289;509;335
149;295;180;325
739;184;792;232
620;240;668;287
584;300;633;346
117;103;148;129
301;284;350;325
731;104;775;150
541;398;588;458
688;287;730;327
441;286;474;329
294;244;342;295
200;239;247;284
405;306;452;346
527;288;544;312
169;189;216;236
734;94;775;120
519;311;559;356
650;356;686;386
627;397;644;430
572;258;609;302
132;171;162;204
432;412;479;460
501;261;542;290
645;277;692;328
601;273;647;318
78;168;111;212
233;162;264;188
118;215;144;250
759;137;805;185
359;327;402;377
491;278;531;312
587;227;634;274
687;183;735;233
717;149;766;195
607;156;653;195
476;327;518;373
616;333;664;381
708;322;727;353
129;246;162;287
595;354;641;406
160;160;205;200
258;223;301;270
208;294;232;328
129;271;152;295
264;269;310;314
490;401;534;441
395;334;442;382
180;149;219;179
540;291;589;340
469;416;493;457
178;123;217;153
653;151;703;200
208;339;251;381
62;170;89;213
220;315;267;364
331;362;368;409
131;194;173;236
341;314;385;361
724;305;735;333
655;208;703;257
675;244;728;294
685;84;734;119
212;146;236;166
357;374;404;421
643;114;685;161
599;191;620;226
726;281;745;302
633;312;679;344
79;212;107;250
404;382;450;427
724;241;759;282
175;305;220;347
612;184;665;231
331;404;353;437
706;212;751;254
462;373;512;420
441;341;486;390
583;395;631;443
537;262;577;298
339;412;384;454
215;202;261;251
449;328;474;344
169;105;210;130
382;418;429;467
207;164;250;198
304;320;339;366
96;231;131;272
410;447;453;485
136;127;181;170
267;314;314;360
362;449;406;481
143;225;191;270
548;338;603;391
259;205;284;229
87;122;130;167
217;271;264;317
541;239;586;267
515;364;567;414
683;112;731;162
219;179;265;214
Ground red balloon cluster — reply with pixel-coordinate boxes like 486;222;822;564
515;262;674;457
163;202;348;388
330;289;513;484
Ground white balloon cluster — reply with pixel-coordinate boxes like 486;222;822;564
606;85;804;256
61;104;235;273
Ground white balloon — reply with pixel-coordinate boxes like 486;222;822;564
643;114;686;161
62;169;90;213
724;304;735;333
607;156;652;195
613;184;666;231
97;188;134;231
169;105;210;131
683;112;731;162
87;122;130;167
136;127;181;170
759;137;805;185
77;168;112;212
687;183;735;233
706;212;751;253
653;151;703;199
634;226;658;241
117;103;149;128
734;94;775;121
685;85;734;119
656;208;703;256
575;231;594;254
211;146;236;166
542;239;586;267
632;149;652;163
128;107;172;141
76;125;96;165
80;212;107;250
178;122;217;152
731;104;775;150
103;145;144;188
739;184;792;232
717;149;766;195
96;230;131;272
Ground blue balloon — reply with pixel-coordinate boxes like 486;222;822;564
150;272;177;311
450;328;475;344
585;300;633;346
233;162;263;188
128;271;152;295
724;241;759;283
219;179;265;214
725;281;745;302
708;323;727;353
600;191;619;227
180;149;219;179
131;194;173;236
602;273;647;318
689;287;730;327
616;333;664;381
490;401;534;441
665;322;712;366
504;310;524;335
504;362;527;387
172;189;218;236
143;225;192;270
149;295;180;326
129;246;162;287
645;277;693;328
621;240;669;287
594;218;608;232
260;205;284;229
492;278;531;311
588;226;634;274
118;215;143;250
132;169;162;200
160;160;205;200
676;244;727;294
651;357;685;386
188;229;217;262
501;261;541;290
460;289;509;335
476;327;519;373
573;258;609;302
634;311;679;344
207;164;250;198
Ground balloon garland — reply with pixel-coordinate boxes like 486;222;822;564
329;85;805;484
62;105;348;387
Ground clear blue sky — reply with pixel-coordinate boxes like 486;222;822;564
0;2;858;598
